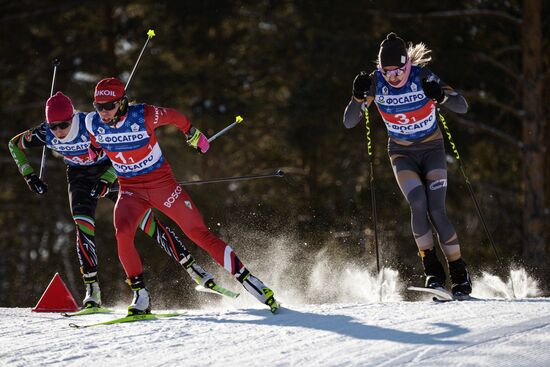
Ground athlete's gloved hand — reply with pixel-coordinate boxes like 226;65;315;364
422;79;446;103
88;144;104;162
186;127;210;154
24;173;48;195
352;71;371;100
90;178;112;198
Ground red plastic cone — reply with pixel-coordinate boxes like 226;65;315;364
32;272;79;312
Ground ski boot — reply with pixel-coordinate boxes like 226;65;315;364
126;274;151;316
236;269;280;314
420;248;446;290
82;272;101;308
180;255;215;289
449;258;472;300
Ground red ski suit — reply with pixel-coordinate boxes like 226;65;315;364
87;105;242;278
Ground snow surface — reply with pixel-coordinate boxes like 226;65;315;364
1;269;549;367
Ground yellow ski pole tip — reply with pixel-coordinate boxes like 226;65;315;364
147;29;156;38
235;116;244;123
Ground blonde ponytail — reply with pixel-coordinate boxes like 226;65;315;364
408;42;432;67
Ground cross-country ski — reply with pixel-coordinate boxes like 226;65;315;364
68;312;182;328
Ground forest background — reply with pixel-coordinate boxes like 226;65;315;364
1;0;548;307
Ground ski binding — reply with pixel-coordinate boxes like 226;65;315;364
408;286;479;302
62;306;113;317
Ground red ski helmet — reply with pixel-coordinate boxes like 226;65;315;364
45;92;74;124
94;77;125;103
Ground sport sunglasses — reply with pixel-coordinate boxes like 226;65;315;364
380;65;407;77
49;121;71;131
93;100;119;112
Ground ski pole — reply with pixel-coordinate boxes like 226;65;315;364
177;169;284;186
38;58;61;180
125;29;156;91
365;107;380;273
439;112;501;263
208;116;244;143
110;170;284;192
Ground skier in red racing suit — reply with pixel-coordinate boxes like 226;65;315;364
86;77;279;314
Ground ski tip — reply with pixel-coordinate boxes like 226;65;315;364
195;284;240;299
152;312;182;317
407;286;427;291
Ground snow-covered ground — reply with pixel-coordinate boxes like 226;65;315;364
1;299;549;366
1;269;549;366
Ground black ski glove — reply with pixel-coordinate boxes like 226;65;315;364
24;173;48;195
352;71;371;100
90;178;112;198
422;79;445;103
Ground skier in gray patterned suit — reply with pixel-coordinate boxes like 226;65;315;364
343;33;472;298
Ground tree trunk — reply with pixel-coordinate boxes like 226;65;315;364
521;0;547;275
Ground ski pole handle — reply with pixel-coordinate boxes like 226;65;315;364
208;115;244;143
49;58;60;97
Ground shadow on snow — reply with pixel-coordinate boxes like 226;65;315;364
192;307;468;345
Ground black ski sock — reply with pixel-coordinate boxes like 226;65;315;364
83;272;98;284
126;273;146;290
